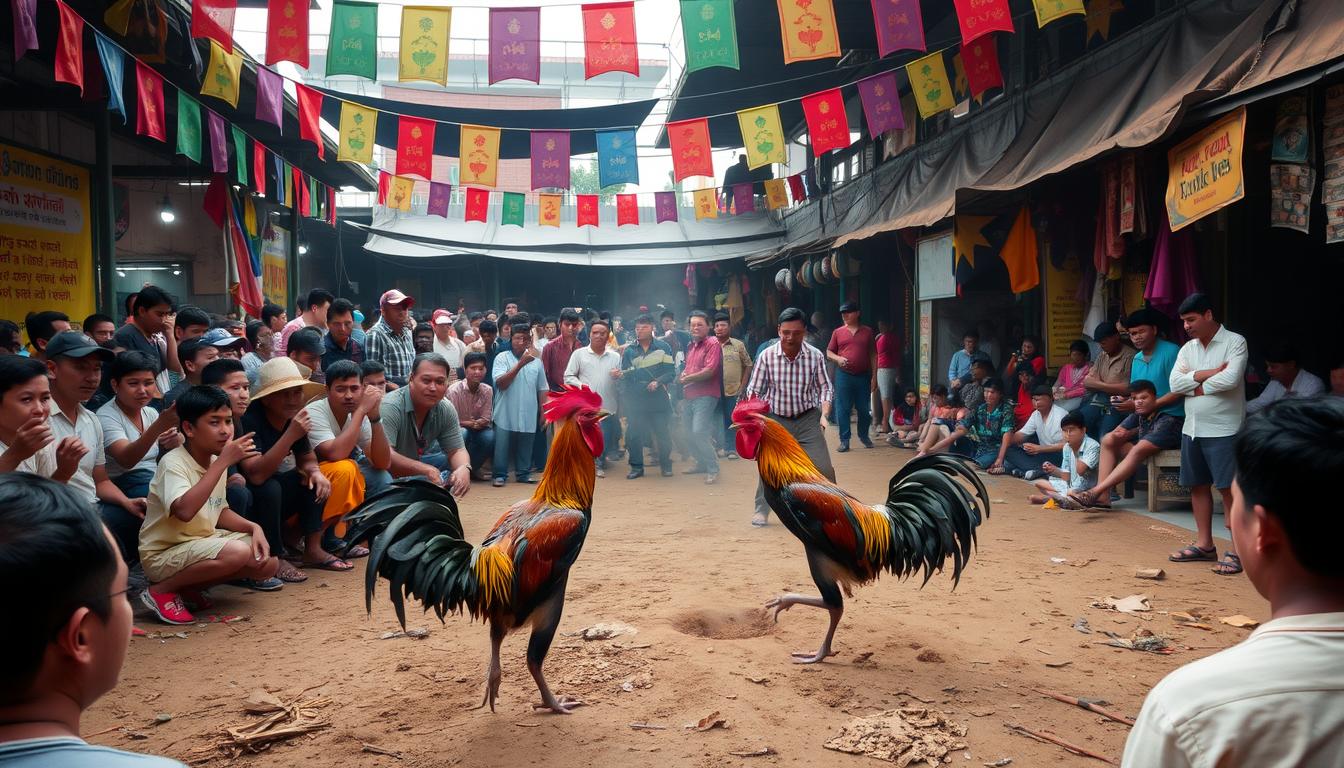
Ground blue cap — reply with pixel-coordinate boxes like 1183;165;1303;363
201;328;246;348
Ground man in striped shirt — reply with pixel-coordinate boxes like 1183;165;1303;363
743;307;835;527
364;289;416;388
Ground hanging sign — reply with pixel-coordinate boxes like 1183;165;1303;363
582;2;639;78
427;182;451;218
389;175;414;212
952;0;1014;45
693;188;717;220
396;116;436;179
736;105;786;169
338;101;377;164
681;0;739;72
501;191;525;227
871;0;926;56
764;178;789;209
777;0;840;64
465;187;489;222
460;125;501;187
668;118;714;182
327;0;378;80
732;183;755;214
576;194;600;227
961;36;1003;100
399;6;451;84
489;7;540;84
201;40;242;107
857;72;904;137
539;193;562;226
266;0;308;67
906;50;955;119
801;88;850;155
1165;107;1246;231
596;129;639;188
616;194;639;225
530;131;571;189
655;191;678;223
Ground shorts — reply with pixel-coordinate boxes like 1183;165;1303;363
876;368;899;401
141;530;251;584
1131;413;1183;450
1179;434;1237;489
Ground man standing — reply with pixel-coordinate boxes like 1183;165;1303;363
322;298;364;372
492;323;549;487
538;309;583;471
1080;321;1136;439
447;352;494;480
275;288;333;358
364;289;416;387
744;307;834;527
714;313;752;459
874;320;901;435
1246;343;1324;413
378;353;472;495
680;311;723;484
1169;293;1248;576
826;302;876;451
564;318;623;477
622;314;676;480
261;302;288;339
432;309;468;379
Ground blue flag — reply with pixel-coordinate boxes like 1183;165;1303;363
596;129;639;189
94;33;126;122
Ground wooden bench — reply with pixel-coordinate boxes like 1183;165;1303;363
1146;449;1190;511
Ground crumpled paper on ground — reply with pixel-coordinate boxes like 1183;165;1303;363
823;708;968;767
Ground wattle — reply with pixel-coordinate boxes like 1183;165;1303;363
581;422;605;458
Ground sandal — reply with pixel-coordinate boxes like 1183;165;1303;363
303;556;354;572
1211;552;1243;575
1169;544;1218;563
1069;490;1110;509
275;561;309;583
750;513;768;528
987;466;1006;475
344;544;370;558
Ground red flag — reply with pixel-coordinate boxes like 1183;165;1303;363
616;194;638;226
667;118;713;182
582;2;639;79
203;174;228;228
377;171;391;205
293;167;310;216
296;83;323;159
266;0;308;67
465;188;489;222
328;187;337;226
395;116;435;179
54;1;84;93
253;142;267;196
788;173;807;202
134;62;166;142
192;0;237;52
951;0;1013;44
801;88;850;155
961;37;1003;99
576;194;599;227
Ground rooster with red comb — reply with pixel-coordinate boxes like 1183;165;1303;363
342;385;609;713
732;396;990;663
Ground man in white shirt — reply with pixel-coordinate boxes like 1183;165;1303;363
1169;293;1248;575
563;318;622;476
431;309;468;380
1003;384;1067;479
1246;343;1325;414
305;360;393;529
1122;397;1344;768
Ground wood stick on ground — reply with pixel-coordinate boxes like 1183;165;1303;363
82;724;125;738
628;723;667;730
1005;723;1118;765
1031;688;1136;727
361;742;403;758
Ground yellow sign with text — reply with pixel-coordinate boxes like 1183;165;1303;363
1166;106;1245;231
262;224;289;309
0;142;95;331
1043;254;1086;370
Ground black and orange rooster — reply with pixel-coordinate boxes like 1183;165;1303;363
342;386;609;714
731;397;990;663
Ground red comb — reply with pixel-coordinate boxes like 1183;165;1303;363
543;385;604;424
732;396;770;424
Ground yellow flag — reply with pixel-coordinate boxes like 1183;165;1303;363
1033;0;1086;28
737;105;786;170
539;193;562;227
460;125;501;187
389;175;415;212
243;197;258;236
201;41;242;108
399;6;451;84
776;0;839;64
764;178;789;210
905;51;955;119
693;188;718;220
337;101;377;164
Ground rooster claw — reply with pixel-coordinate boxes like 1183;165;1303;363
790;649;836;664
533;695;585;714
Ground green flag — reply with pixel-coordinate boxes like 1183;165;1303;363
327;0;378;79
176;93;202;163
231;126;248;185
501;192;525;227
680;0;738;72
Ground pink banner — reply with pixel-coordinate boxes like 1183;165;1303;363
870;0;925;56
530;131;570;189
733;183;755;214
489;7;540;84
857;71;904;137
255;66;284;130
208;111;229;173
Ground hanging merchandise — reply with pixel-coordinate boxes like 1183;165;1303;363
776;0;840;64
255;67;284;130
582;2;639;79
906;50;955;119
616;194;639;225
530;131;571;189
396;116;436;179
801;88;850;155
231;126;247;185
693;188;717;220
952;0;1014;45
465;187;489;222
328;187;337;226
655;191;679;223
460;125;501;187
200;41;242;108
208;111;228;173
1032;0;1085;28
764;178;789;210
870;0;926;56
577;194;600;227
134;62;166;142
736;105;786;170
732;183;755;214
501;191;525;227
338;101;377;164
681;0;739;72
857;72;903;137
54;1;84;93
596;129;639;188
668;118;714;182
1270;93;1310;163
94;33;126;122
389;175;414;212
1268;164;1313;233
191;0;236;53
296;83;324;159
539;193;562;226
1322;84;1344;244
961;35;1003;100
399;6;451;85
427;182;451;218
1118;153;1147;237
327;0;378;80
266;0;309;68
489;7;540;84
176;93;202;163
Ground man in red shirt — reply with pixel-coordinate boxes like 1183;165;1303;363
679;310;723;484
826;302;876;451
875;320;902;435
537;308;583;472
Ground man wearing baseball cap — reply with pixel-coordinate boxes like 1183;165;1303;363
431;309;467;379
364;289;416;387
825;301;876;451
1080;321;1136;439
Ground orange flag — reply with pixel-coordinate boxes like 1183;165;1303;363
776;0;840;64
693;188;718;220
539;193;562;226
668;118;713;182
1001;206;1040;293
459;125;501;187
764;178;789;210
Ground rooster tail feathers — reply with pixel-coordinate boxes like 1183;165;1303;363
881;454;991;589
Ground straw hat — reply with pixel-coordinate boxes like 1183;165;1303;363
251;357;327;403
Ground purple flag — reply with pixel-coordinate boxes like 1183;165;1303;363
870;0;925;57
208;111;228;174
857;71;904;137
13;0;38;61
489;7;540;85
256;66;283;131
427;182;451;218
732;183;755;214
530;131;570;190
655;191;678;223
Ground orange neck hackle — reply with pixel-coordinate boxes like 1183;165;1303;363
532;417;597;510
754;418;829;488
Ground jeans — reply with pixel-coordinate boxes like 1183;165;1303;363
685;396;721;473
494;429;536;481
755;409;835;519
833;369;872;442
626;409;672;471
531;423;549;472
460;427;496;471
246;469;324;556
1081;394;1126;441
596;418;619;468
358;458;392;496
719;393;739;451
1003;435;1064;475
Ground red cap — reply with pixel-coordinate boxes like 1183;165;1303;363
380;289;414;307
432;309;453;325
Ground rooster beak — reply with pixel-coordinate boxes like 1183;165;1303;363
595;409;612;422
729;423;741;431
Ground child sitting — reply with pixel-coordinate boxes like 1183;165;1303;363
138;386;278;625
890;385;957;447
888;388;920;433
1028;411;1100;508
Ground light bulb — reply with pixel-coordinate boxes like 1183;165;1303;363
158;194;176;224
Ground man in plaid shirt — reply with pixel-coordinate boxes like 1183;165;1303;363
364;289;416;388
743;307;835;527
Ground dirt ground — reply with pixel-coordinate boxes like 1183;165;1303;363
87;427;1265;767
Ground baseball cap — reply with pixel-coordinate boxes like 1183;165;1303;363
839;301;859;313
1092;321;1120;341
380;289;414;307
201;328;246;348
1122;308;1165;329
432;309;453;325
45;331;114;361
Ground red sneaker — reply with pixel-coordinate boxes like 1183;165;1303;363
140;590;195;625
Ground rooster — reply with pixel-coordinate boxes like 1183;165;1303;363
342;386;609;714
731;397;989;663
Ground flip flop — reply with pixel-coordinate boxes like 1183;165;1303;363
303;556;354;572
1169;544;1218;563
750;513;768;528
275;561;309;583
344;544;370;558
1211;552;1243;575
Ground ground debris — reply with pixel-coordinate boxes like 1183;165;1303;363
915;649;944;663
378;627;429;640
823;708;968;767
1219;615;1260;629
569;621;639;641
728;746;777;757
1073;617;1093;634
188;692;331;762
688;711;728;731
1100;628;1172;654
1092;595;1152;614
983;760;1013;767
1134;568;1166;580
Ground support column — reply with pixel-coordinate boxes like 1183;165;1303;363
288;200;300;312
93;110;116;315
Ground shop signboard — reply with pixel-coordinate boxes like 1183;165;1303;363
1165;106;1245;231
262;224;289;309
917;300;932;396
1043;254;1085;369
916;232;956;300
0;142;95;325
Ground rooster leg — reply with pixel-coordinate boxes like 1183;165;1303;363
526;579;585;715
767;553;846;663
473;619;507;712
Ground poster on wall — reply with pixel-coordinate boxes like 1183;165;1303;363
1043;253;1085;369
1165;107;1246;231
1268;163;1313;233
917;300;932;396
262;224;289;308
1322;84;1344;244
916;232;956;300
1270;94;1311;163
0;142;96;326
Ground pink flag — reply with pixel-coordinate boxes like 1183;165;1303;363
654;191;678;223
13;0;38;62
530;131;570;189
733;183;755;214
208;111;228;173
255;66;283;130
870;0;925;56
857;71;904;137
427;182;451;218
489;7;540;84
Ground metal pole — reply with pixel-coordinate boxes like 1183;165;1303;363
288;200;300;313
93;110;116;315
